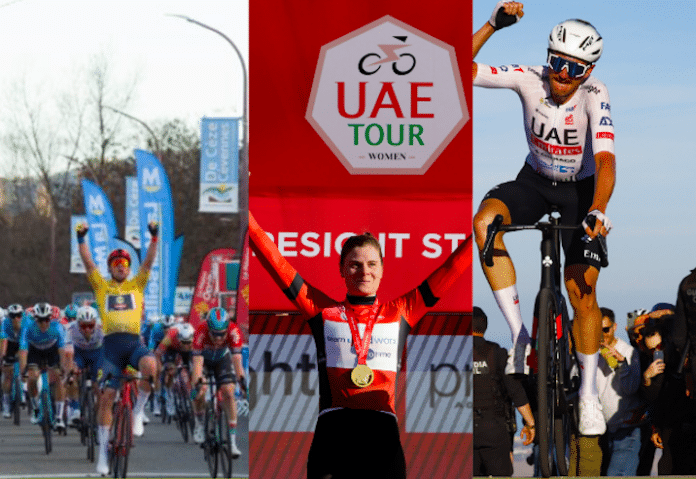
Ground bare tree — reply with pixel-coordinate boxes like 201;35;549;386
1;52;140;302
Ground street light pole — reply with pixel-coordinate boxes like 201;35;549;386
167;14;248;255
104;106;162;159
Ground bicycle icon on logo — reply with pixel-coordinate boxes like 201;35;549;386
358;35;416;76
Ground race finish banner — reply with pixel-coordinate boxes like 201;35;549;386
199;117;239;213
250;1;472;478
135;149;184;316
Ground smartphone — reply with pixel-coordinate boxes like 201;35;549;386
653;349;664;362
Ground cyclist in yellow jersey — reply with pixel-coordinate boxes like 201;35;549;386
76;221;159;476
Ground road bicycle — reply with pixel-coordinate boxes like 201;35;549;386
198;373;234;479
106;370;147;478
172;364;194;443
9;360;24;426
74;366;98;462
483;212;608;477
34;363;57;455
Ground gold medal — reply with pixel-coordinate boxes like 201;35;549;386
351;364;374;388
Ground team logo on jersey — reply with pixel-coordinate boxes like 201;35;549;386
596;132;614;140
601;102;611;111
599;117;613;126
106;294;135;311
565;115;574;126
306;16;468;174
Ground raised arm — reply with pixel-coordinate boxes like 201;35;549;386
76;223;97;275
473;1;524;81
139;222;159;274
249;211;335;317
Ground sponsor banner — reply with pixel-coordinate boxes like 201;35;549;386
135;149;184;316
174;286;195;315
188;248;235;329
250;195;471;312
125;176;141;249
249;312;471;478
199;117;239;213
70;215;88;274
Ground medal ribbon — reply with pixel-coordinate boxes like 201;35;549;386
341;302;379;366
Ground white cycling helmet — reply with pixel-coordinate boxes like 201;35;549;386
162;314;177;328
548;19;603;63
7;303;23;317
77;305;99;324
33;302;53;320
176;322;195;343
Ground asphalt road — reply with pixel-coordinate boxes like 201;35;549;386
0;406;249;478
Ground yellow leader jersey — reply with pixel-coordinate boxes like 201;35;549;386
88;269;149;335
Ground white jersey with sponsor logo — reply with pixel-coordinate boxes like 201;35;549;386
474;64;614;182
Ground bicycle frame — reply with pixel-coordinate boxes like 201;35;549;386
107;373;139;478
38;365;55;455
483;213;582;477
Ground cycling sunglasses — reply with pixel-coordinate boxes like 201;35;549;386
601;326;612;333
210;330;227;338
36;316;51;323
9;312;22;319
80;323;96;330
110;257;130;268
547;52;591;78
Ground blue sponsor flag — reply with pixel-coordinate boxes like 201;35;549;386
82;180;118;277
199;117;239;213
135;149;184;316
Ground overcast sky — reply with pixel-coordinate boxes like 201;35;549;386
0;0;248;170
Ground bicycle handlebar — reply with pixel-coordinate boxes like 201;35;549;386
482;214;608;268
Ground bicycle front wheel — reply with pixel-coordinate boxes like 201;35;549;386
536;288;557;478
111;403;132;478
40;388;52;455
217;407;233;479
13;374;21;426
204;405;218;478
86;388;96;462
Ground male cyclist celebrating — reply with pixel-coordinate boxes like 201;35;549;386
76;221;159;475
472;1;615;436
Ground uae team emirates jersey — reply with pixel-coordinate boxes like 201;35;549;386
249;213;471;416
474;64;615;182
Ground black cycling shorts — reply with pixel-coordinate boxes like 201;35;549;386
3;341;19;365
483;163;603;269
307;409;406;479
26;345;60;369
203;351;236;387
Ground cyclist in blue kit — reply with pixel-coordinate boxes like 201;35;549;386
472;1;616;436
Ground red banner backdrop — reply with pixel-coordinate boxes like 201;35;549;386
250;1;472;477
